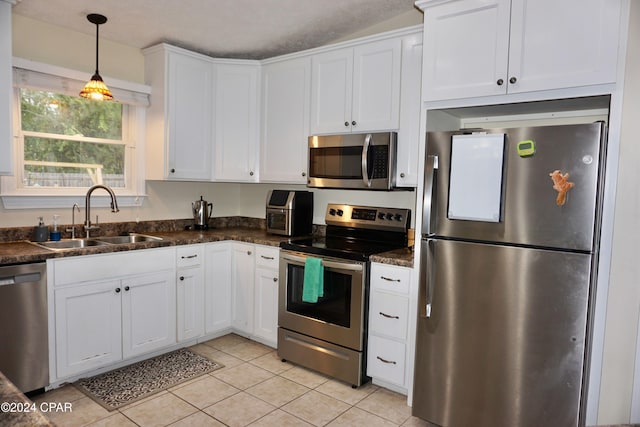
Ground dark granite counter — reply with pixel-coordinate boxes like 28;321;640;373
0;372;53;426
0;218;415;267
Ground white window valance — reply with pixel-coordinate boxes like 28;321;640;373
12;57;151;107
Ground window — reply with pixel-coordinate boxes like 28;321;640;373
1;60;150;209
20;89;126;189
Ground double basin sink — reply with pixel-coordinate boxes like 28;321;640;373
33;233;163;251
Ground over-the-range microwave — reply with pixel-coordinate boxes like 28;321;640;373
307;132;397;190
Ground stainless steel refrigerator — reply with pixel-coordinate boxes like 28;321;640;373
413;122;607;427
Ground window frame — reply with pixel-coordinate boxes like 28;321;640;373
1;58;150;209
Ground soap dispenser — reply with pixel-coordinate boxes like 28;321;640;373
33;217;48;242
50;215;61;241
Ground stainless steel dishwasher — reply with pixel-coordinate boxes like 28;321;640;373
0;262;49;393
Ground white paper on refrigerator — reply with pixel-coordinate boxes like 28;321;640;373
448;133;505;222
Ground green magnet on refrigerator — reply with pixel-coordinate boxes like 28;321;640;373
517;140;536;157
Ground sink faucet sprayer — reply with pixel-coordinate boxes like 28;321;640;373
84;185;119;238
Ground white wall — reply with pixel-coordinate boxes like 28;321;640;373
597;0;640;423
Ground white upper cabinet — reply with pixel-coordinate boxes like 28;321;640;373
260;57;311;184
0;2;12;175
144;44;214;180
418;0;623;102
214;62;260;182
310;38;402;134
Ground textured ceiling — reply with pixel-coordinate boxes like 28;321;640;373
12;0;420;59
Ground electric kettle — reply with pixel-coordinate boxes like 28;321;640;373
192;196;213;229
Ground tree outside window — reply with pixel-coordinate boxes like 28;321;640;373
19;88;127;188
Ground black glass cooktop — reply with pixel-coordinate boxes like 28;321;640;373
280;235;406;262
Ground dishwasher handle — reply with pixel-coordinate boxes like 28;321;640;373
0;272;42;286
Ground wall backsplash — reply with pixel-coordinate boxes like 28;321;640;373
0;181;417;228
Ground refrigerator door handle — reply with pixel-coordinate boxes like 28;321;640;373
422;154;438;235
419;239;435;318
361;133;373;188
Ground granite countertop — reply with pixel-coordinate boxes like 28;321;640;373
0;372;53;426
0;219;414;267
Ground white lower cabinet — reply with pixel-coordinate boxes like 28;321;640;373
231;242;255;335
51;248;176;380
204;242;232;334
176;245;204;342
367;262;412;391
253;246;280;346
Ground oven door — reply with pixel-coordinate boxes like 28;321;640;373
279;250;366;351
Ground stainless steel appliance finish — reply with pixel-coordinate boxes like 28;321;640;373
192;195;213;230
279;203;410;387
307;132;397;190
278;251;367;386
414;122;607;427
266;190;313;236
0;263;49;393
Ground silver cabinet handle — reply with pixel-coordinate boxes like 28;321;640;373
376;356;397;365
379;312;399;319
380;276;400;282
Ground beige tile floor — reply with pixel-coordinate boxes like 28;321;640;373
33;334;429;426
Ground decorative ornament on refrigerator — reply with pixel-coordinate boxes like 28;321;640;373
549;170;575;206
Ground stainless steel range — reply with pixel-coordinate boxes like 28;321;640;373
278;203;410;387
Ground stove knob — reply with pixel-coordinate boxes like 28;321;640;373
386;213;394;220
395;214;403;221
378;212;385;220
337;209;344;216
329;208;336;216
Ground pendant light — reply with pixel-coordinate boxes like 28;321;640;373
79;13;113;101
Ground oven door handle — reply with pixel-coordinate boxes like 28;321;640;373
280;253;363;272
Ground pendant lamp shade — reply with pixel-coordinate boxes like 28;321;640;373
80;13;113;101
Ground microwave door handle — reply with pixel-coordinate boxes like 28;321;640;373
422;155;438;236
361;133;372;187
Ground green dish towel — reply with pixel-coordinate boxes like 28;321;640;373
302;257;324;303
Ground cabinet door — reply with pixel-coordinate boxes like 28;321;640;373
122;271;176;358
0;3;12;175
253;245;280;346
231;243;255;334
351;38;402;132
167;51;213;180
253;267;279;346
214;63;260;182
205;242;232;334
260;58;311;183
396;33;423;187
177;265;204;342
421;0;511;101
55;280;122;378
310;47;353;134
507;0;621;93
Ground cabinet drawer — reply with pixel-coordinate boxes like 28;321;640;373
367;335;406;387
255;245;279;270
177;245;203;268
369;291;409;340
370;263;411;294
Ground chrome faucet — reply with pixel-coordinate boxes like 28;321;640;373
66;203;81;239
84;185;119;238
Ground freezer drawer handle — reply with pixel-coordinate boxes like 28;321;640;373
380;275;400;282
376;356;397;365
379;312;399;319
